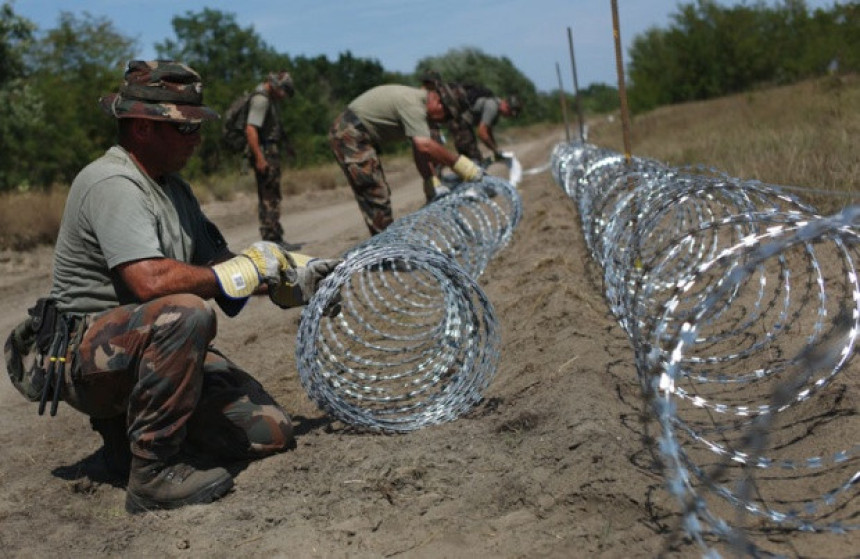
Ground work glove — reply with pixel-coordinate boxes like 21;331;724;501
269;253;343;316
422;176;450;203
452;155;484;182
212;241;289;299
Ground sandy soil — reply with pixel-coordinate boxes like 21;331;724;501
0;129;855;558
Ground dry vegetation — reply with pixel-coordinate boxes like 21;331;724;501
588;74;860;214
2;75;856;250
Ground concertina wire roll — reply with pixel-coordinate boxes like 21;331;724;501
296;175;522;433
551;141;859;557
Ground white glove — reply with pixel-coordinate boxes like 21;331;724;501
270;257;343;315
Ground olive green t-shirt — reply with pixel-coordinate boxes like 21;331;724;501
50;146;228;314
473;97;501;127
347;85;432;145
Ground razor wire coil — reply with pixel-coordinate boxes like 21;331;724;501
295;175;521;432
551;141;860;556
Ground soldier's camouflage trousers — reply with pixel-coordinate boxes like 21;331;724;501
251;145;284;242
328;109;393;235
62;293;294;461
448;117;482;161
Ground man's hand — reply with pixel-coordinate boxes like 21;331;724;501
212;241;288;299
270;258;343;315
452;155;484;182
422;176;450;203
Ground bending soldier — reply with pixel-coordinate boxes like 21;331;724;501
328;83;484;236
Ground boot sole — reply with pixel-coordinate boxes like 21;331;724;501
125;475;234;514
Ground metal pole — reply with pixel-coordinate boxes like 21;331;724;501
610;0;633;165
567;26;585;141
556;62;571;143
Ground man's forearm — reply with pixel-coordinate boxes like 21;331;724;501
116;258;224;302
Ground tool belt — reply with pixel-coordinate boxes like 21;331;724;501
3;298;85;416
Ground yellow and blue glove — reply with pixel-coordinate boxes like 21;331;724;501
212;241;289;299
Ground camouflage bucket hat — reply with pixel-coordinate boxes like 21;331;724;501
269;71;295;98
98;60;219;123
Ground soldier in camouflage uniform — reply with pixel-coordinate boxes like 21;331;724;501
15;60;340;513
328;84;485;236
244;71;298;247
436;80;522;164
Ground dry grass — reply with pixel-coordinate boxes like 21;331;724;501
588;74;860;214
191;161;345;204
0;188;68;251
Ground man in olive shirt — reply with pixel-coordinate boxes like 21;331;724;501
328;84;483;235
43;60;339;513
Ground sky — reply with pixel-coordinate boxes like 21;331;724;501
13;0;844;93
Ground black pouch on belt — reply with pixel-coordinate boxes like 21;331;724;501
3;298;59;402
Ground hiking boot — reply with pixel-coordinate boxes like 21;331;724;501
125;455;234;514
90;415;132;480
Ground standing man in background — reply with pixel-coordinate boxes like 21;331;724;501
245;71;299;248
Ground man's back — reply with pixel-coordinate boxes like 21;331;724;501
347;84;431;144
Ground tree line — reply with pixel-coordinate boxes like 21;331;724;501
1;1;853;192
627;0;857;112
0;5;588;192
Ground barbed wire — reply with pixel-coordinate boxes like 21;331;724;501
295;173;522;432
551;141;859;557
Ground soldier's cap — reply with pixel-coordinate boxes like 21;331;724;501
420;70;442;87
269;70;295;98
98;60;219;123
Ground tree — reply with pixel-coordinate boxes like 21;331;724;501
626;0;849;112
26;11;136;187
156;9;397;170
0;2;41;191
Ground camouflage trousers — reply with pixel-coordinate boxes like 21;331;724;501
328;109;392;235
448;118;482;161
62;293;293;461
251;146;284;242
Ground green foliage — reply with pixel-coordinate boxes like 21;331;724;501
25;12;135;186
627;0;857;112
0;1;33;83
0;2;39;190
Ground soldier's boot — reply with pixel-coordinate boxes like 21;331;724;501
90;415;133;480
125;454;234;514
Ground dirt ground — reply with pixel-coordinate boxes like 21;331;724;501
0;129;856;558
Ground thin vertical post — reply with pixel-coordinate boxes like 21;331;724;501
567;26;585;141
556;62;571;143
610;0;632;164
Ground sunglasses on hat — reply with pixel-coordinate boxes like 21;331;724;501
170;121;202;135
